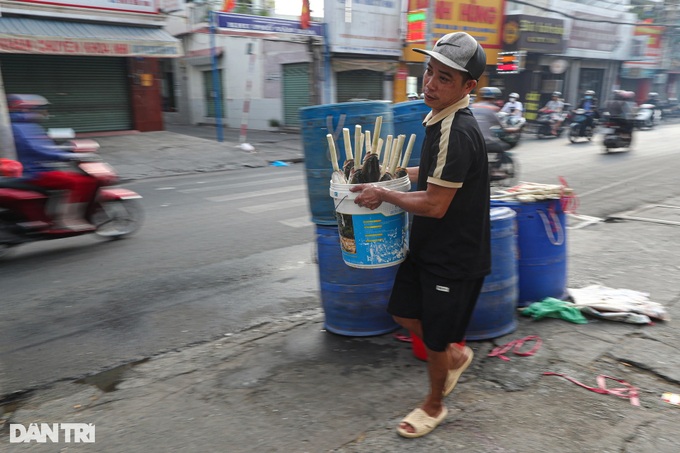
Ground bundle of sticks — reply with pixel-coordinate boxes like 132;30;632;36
326;116;416;184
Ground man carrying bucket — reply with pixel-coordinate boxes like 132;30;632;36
351;32;491;438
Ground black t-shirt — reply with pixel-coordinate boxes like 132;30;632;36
409;99;491;280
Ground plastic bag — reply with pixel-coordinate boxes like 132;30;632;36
520;297;588;324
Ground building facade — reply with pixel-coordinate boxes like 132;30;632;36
0;0;182;133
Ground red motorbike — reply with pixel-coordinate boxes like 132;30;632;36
0;139;143;258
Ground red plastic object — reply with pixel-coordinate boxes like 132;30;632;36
410;332;465;361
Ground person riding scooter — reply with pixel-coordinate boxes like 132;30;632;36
538;92;565;136
574;90;599;136
500;92;523;117
604;90;635;140
8;94;97;231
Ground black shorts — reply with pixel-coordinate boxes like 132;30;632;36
387;255;485;352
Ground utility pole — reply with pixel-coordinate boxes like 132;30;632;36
210;9;224;142
424;0;434;72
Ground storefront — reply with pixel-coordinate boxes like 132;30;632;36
401;0;505;102
498;14;565;121
324;0;402;103
0;5;182;133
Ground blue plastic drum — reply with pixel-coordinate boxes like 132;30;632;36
316;224;400;336
300;102;394;225
392;100;430;168
465;207;519;341
490;199;567;306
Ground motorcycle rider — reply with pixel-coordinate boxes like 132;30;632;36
538;91;565;135
500;92;523;117
8;94;96;231
470;87;511;179
604;90;635;140
574;90;599;136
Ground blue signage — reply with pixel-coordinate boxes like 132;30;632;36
216;12;323;37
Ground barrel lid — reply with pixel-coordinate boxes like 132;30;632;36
490;206;516;221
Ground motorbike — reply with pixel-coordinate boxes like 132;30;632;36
567;108;598;143
659;99;680;121
496;111;526;147
634;103;655;129
488;125;519;190
535;109;567;138
601;113;632;152
0;139;144;258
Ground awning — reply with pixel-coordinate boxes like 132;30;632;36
0;18;183;58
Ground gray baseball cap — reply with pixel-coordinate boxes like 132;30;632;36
414;32;487;80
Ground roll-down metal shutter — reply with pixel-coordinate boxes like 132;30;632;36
337;70;383;103
283;62;310;127
0;54;131;133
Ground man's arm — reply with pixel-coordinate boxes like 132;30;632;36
351;181;456;219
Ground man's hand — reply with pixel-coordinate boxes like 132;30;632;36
350;183;384;210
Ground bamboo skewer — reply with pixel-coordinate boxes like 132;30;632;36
326;134;346;183
372;116;382;153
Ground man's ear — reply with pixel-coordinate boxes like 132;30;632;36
466;79;478;94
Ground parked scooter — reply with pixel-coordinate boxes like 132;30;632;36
568;108;598;143
634;104;655;129
0;139;144;258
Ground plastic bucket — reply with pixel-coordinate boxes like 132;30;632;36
300;101;394;225
392;100;430;168
316;224;400;336
465;207;519;340
490;199;567;306
330;176;410;269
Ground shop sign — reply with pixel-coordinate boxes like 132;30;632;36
503;14;564;54
15;0;157;14
216;12;323;37
0;37;180;57
325;0;401;57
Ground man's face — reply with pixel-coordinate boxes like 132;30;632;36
422;58;476;114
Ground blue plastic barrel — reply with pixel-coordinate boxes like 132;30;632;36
465;207;519;341
490;198;567;306
316;224;400;336
300;101;394;225
392;100;430;168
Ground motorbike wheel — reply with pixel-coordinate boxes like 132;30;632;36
490;153;519;191
90;199;144;239
568;129;577;143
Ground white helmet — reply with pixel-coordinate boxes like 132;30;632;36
509;92;519;100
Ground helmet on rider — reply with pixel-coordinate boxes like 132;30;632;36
509;92;519;101
478;86;501;100
623;90;635;100
584;90;595;99
648;92;659;100
613;89;626;100
551;91;562;98
7;94;50;122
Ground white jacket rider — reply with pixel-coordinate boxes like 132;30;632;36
500;93;523;116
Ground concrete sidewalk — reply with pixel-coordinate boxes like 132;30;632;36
2;127;679;452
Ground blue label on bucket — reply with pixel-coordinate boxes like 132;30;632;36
336;211;408;268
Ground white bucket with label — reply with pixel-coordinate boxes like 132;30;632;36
329;175;411;268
